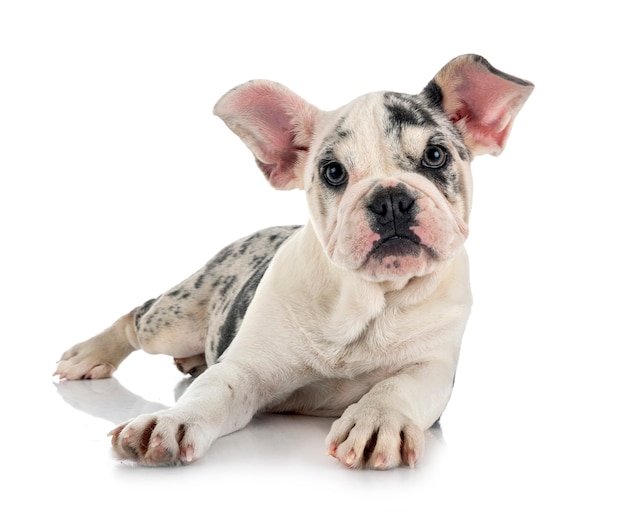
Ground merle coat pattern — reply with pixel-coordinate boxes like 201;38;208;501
55;55;533;469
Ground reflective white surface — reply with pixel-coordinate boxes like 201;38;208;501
2;1;624;511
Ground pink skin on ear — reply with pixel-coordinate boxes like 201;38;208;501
213;81;319;190
435;55;534;156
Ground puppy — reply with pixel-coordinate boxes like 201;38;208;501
55;55;533;469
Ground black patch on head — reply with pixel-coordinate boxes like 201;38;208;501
386;100;420;127
421;80;443;109
416;82;471;163
384;92;436;135
404;136;457;194
416;161;457;196
389;130;461;198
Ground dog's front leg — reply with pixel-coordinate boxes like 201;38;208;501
326;359;456;470
109;357;305;466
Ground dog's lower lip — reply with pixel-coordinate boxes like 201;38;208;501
369;236;422;259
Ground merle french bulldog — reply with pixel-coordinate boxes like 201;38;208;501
55;55;533;469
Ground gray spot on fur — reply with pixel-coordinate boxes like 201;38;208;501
133;226;301;364
135;297;158;329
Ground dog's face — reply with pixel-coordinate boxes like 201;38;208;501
214;55;533;283
304;91;471;281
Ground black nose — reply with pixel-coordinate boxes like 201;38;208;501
367;187;417;229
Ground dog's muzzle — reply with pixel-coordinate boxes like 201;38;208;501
366;184;422;259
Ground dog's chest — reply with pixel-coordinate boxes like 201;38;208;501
271;308;435;415
308;302;433;378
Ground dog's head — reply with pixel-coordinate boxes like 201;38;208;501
214;55;533;282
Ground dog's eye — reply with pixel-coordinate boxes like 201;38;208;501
422;145;447;169
322;161;348;187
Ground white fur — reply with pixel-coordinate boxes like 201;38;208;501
55;55;533;469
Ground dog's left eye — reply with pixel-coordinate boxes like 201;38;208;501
422;145;447;169
322;161;349;187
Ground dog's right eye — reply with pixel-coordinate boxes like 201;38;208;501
322;161;348;187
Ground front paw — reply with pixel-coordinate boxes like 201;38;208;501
109;410;212;466
325;403;424;470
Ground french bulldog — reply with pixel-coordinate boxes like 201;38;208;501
55;54;533;469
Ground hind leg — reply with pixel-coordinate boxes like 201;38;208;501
55;227;294;381
55;291;211;381
54;301;210;381
55;274;214;380
54;309;140;380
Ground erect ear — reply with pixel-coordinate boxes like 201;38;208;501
426;54;534;156
213;80;319;190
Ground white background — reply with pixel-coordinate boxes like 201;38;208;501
1;1;624;511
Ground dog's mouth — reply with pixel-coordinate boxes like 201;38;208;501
367;234;435;261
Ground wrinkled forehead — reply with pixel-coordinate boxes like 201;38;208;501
315;91;468;163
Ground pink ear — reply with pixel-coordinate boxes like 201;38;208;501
432;55;534;156
213;80;319;190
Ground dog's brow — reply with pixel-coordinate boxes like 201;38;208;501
315;123;352;168
333;117;353;140
427;132;469;161
316;147;337;168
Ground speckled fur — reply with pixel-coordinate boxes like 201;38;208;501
55;55;533;470
133;226;300;368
